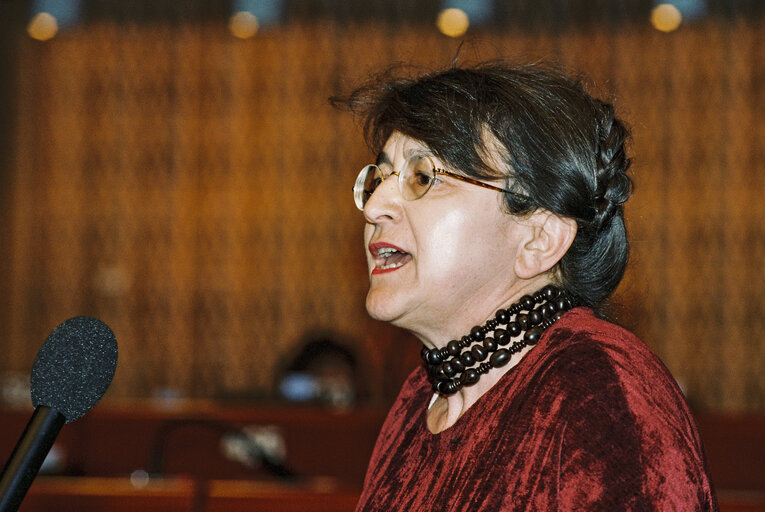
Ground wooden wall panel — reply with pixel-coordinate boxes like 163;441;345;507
1;18;763;411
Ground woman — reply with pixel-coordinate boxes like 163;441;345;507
336;63;717;510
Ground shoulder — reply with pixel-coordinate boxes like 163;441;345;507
524;308;717;509
524;307;706;456
537;308;673;393
530;308;692;429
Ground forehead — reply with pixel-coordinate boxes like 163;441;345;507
377;132;432;166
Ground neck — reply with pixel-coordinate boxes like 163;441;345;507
411;277;554;349
423;284;574;433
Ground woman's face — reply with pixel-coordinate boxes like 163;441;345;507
363;132;529;343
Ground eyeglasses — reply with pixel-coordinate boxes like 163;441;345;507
353;155;513;210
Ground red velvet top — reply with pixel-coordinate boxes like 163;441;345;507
356;308;718;511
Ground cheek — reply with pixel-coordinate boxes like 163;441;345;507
419;206;512;274
419;209;480;268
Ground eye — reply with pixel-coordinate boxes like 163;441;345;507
411;157;436;184
413;170;433;187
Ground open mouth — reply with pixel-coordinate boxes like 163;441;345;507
370;243;412;274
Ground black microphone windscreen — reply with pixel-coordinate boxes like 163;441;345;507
30;316;118;423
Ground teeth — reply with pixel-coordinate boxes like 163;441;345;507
373;246;408;271
377;247;402;257
378;261;405;270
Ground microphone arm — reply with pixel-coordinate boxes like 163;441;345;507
0;406;66;512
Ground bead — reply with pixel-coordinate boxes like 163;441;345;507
555;299;567;312
420;346;430;361
485;319;497;330
442;361;457;377
460;335;472;346
477;362;491;374
471;345;488;361
541;302;556;319
507;322;521;337
463;369;479;386
452;359;465;373
436;380;453;395
434;365;447;379
495;309;509;324
460;351;476;366
439;347;450;359
543;285;558;300
426;349;442;365
524;327;542;344
528;310;542;326
517;314;529;330
470;325;485;341
447;339;461;355
521;295;535;311
489;349;511;367
482;336;497;352
495;330;509;346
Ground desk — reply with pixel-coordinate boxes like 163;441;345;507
15;477;358;512
18;476;196;512
204;479;359;512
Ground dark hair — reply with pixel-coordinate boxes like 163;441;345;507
333;62;632;311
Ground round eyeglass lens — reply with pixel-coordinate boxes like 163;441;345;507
354;164;380;210
401;156;436;200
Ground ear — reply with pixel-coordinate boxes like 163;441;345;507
514;211;577;280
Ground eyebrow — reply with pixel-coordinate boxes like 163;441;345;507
376;147;431;167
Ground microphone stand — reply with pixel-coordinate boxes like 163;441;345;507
0;406;66;512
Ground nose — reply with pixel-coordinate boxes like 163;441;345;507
363;171;402;224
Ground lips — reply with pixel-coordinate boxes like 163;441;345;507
369;242;412;274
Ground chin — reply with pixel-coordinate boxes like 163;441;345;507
365;296;392;322
365;289;405;324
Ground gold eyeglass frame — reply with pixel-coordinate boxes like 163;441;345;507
354;155;515;210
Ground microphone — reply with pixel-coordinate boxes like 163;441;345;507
0;316;118;512
220;425;297;479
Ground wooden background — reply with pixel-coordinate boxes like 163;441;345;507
0;13;763;412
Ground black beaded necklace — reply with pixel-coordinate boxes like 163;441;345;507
421;285;574;396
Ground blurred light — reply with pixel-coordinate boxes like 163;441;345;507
230;0;282;38
651;3;683;32
437;8;470;38
27;12;58;41
229;11;259;39
129;469;150;489
443;0;492;24
658;0;707;21
28;0;81;41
